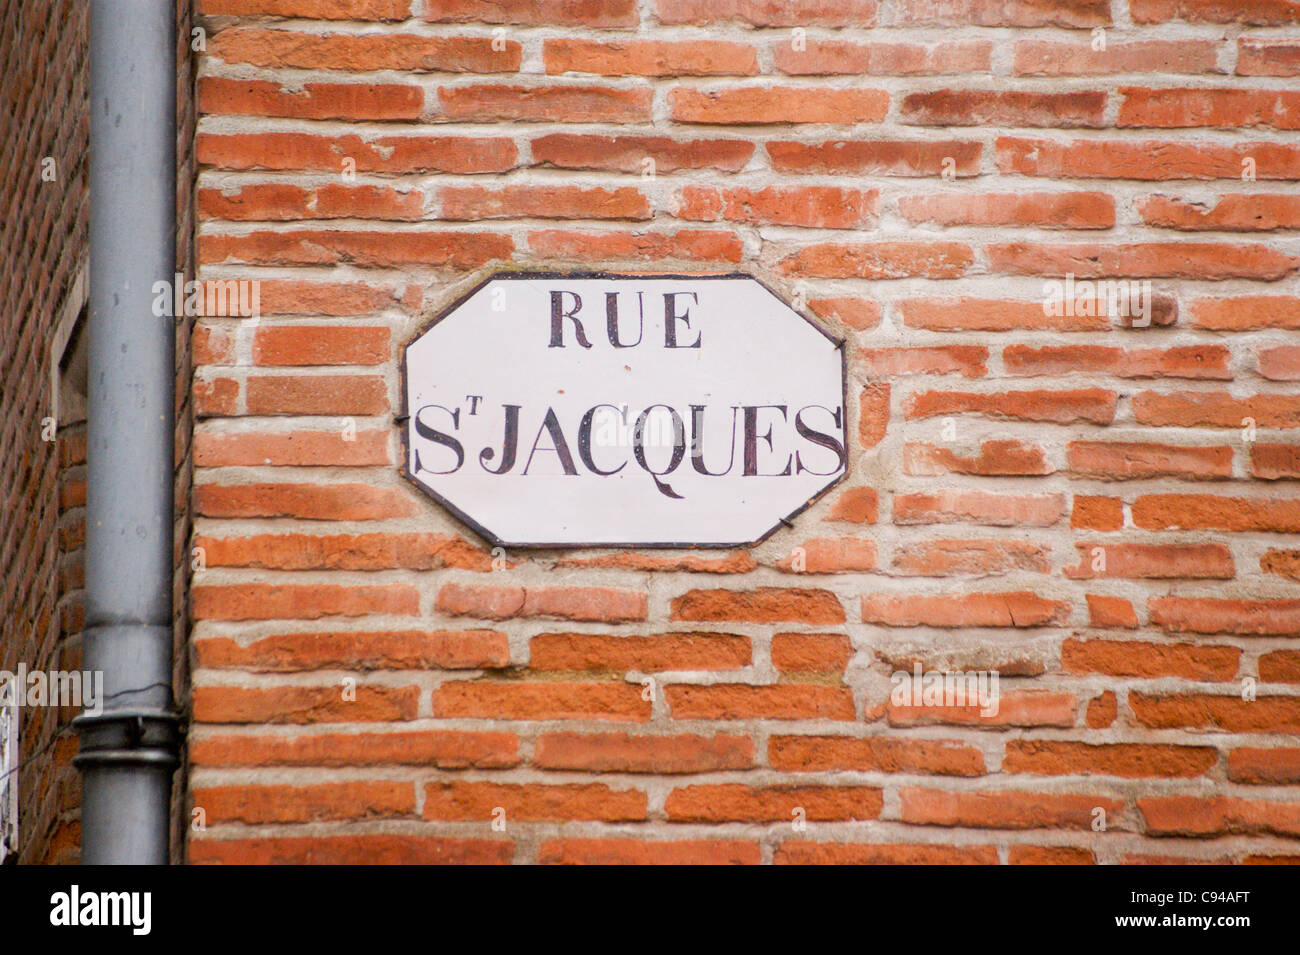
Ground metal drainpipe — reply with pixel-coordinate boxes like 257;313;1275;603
75;0;182;865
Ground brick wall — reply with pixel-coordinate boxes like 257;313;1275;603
0;0;197;865
188;0;1300;865
0;0;88;865
174;0;201;865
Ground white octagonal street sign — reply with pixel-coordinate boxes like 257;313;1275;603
400;271;848;548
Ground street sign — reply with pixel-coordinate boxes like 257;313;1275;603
400;271;848;548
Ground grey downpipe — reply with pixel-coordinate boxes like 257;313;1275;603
75;0;181;865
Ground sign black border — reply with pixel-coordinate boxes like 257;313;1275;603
397;269;851;550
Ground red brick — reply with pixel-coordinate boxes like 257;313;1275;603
774;537;877;573
666;684;856;720
780;242;973;280
211;28;521;72
1258;345;1300;381
1132;0;1300;25
891;539;1049;576
532;134;754;173
1008;846;1096;865
1121;87;1300;129
190;730;518;768
857;346;988;378
987;241;1299;280
861;592;1069;628
899;192;1114;229
192;685;419;724
770;633;853;674
194;429;389;467
194;324;236;365
1253;444;1300;478
1086;594;1139;629
1062;638;1239;681
202;230;512;269
677;185;877;229
894;0;1109;26
191;835;512;865
200;0;411;18
1139;194;1300;231
903;441;1049;476
1005;740;1216;778
1136;392;1300;428
1138;494;1300;532
1005;345;1231;380
528;631;750;671
1149;596;1300;635
199;183;424;221
544;38;757;76
905;388;1116;425
195;628;509;670
434;681;651;722
424;782;646;822
528;229;742;263
245;374;388;415
901;789;1122;829
533;733;753;773
425;0;639;26
436;583;647;622
197;132;519;174
1064;542;1234;579
1228;748;1300;784
441;185;650;220
252;280;408;316
666;784;882;822
670;87;888;125
899;297;1113;332
777;842;998;864
554;551;756;573
539;839;758;865
1015;39;1221;75
769;735;984;775
825;487;878;524
193;583;418;620
1260;650;1300;683
809;297;881;331
888;691;1076;729
1131;693;1300;732
1261;549;1300;580
253;326;389;366
1238;38;1300;76
655;0;878;26
1087;691;1118;728
194;782;414;824
1139;796;1300;838
858;382;889;449
768;139;981;177
1067;441;1233;480
670;587;845;623
1072;496;1124;531
775;39;991;75
902;90;1106;128
194;483;417;521
200;77;423;121
195;378;238;416
438;84;651;123
998;136;1300;181
894;490;1064;526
